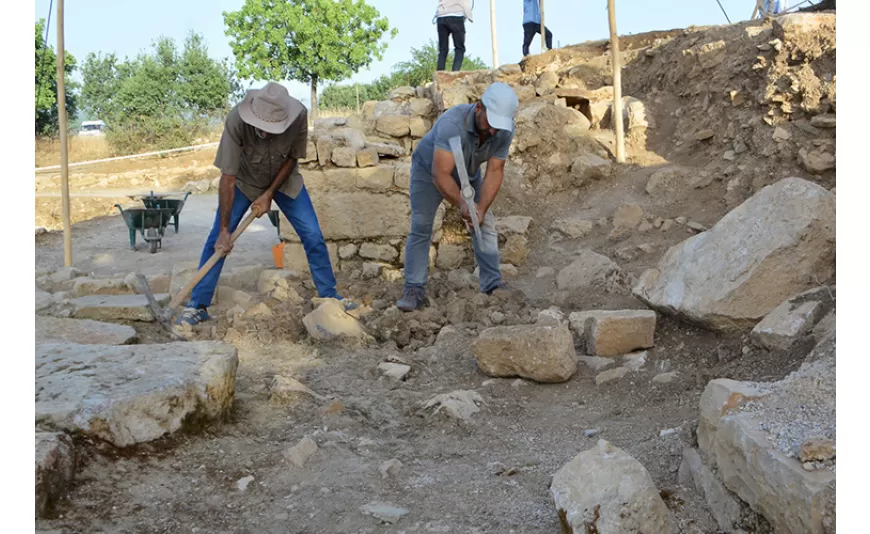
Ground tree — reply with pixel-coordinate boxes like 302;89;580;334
223;0;397;119
35;19;78;136
79;32;239;153
320;40;488;109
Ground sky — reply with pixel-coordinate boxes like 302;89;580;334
34;0;783;108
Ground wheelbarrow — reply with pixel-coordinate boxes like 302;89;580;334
115;204;176;253
140;191;191;234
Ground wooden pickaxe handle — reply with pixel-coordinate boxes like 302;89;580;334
169;210;259;309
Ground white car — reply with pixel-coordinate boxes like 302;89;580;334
78;120;107;136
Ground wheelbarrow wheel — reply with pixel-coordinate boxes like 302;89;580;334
149;240;158;254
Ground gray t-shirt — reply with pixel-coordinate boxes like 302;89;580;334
213;103;308;201
412;103;513;181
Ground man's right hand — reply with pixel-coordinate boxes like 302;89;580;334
215;229;233;255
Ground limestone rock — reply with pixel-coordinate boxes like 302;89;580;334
633;178;835;331
550;439;679;534
409;116;431;138
409;97;434;116
284;437;318;468
69;294;170;322
338;244;358;259
751;299;822;351
471;324;577;383
810;114;836;128
678;447;743;532
423;390;483;421
35;341;239;447
355;166;394;191
35;431;75;518
302;299;370;342
72;278;132;297
571;154;612;185
501;235;528;266
556;250;622;290
257;269;300;295
359;502;409;524
436;243;466;270
496;215;533;235
799;147;835;173
595;367;628;385
378;362;411;381
376;115;411;137
331;146;358;168
585;310;656;357
356;147;379;168
36;316;137;346
609;204;644;240
645;167;689;198
359;243;398;262
552;218;595;238
280;191;415;240
535;70;558;96
367;141;407;158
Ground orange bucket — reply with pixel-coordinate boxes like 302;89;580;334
272;242;285;269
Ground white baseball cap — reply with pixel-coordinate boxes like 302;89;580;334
481;82;519;132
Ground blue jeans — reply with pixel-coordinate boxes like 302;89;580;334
187;185;338;308
403;158;501;293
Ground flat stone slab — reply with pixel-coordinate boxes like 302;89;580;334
36;341;239;447
35;431;75;518
36;316;138;346
69;294;170;322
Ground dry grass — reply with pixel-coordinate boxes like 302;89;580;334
35;135;112;168
317;108;359;119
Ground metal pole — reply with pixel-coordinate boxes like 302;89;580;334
607;0;625;163
540;0;546;52
490;0;499;68
56;0;72;266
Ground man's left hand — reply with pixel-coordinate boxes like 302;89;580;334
251;192;273;218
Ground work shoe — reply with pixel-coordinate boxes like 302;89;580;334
485;281;514;296
176;307;209;326
396;287;426;312
337;296;360;312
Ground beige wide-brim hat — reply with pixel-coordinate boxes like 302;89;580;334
238;82;303;134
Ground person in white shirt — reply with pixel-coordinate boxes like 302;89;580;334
433;0;474;71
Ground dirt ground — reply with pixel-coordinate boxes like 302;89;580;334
34;16;835;534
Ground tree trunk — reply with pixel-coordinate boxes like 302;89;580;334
310;76;318;121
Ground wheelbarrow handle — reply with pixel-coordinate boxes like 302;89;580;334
182;191;191;201
168;210;259;309
114;204;124;214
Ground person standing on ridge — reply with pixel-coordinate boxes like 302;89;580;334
522;0;553;56
434;0;474;71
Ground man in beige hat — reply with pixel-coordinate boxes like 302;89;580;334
178;82;350;325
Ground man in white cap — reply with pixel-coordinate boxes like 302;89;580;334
397;82;519;312
178;82;350;325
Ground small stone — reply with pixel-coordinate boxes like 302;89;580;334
723;150;737;161
687;221;707;232
809;114;836;129
500;264;519;278
652;371;678;384
378;362;411;381
245;302;272;317
495;216;533;235
284;437;318;468
359;502;409;524
583;428;601;438
579;355;615;371
379;459;403;479
501;235;529;266
359;243;398;262
236;475;255;492
302;299;370;342
490;311;506;324
551;218;595;239
356;148;380;168
675;216;688;225
622;351;648;372
536;266;555;278
338;243;358;259
436;244;465;270
595;367;628;385
610;204;644;240
661;219;676;231
659;428;678;437
799;437;835;463
695;129;715;141
773;126;792;141
362;262;385;280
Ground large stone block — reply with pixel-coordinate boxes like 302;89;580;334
35;341;239;447
471;324;577;383
280;192;413;241
585;310;656;357
36;316;137;346
35;431;75;518
633;178;835;331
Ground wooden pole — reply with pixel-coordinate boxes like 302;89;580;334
752;0;763;19
355;84;360;112
56;0;72;266
540;0;546;52
490;0;499;68
607;0;625;163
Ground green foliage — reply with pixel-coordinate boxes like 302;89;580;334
321;40;488;109
79;31;237;153
35;19;78;136
223;0;397;114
